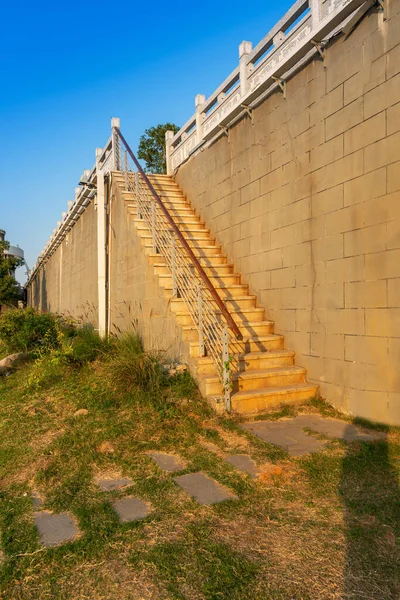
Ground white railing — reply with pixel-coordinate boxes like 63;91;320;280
115;128;244;410
167;0;369;172
27;118;120;283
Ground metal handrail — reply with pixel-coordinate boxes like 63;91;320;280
114;127;242;341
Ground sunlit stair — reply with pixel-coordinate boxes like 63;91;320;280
113;172;319;414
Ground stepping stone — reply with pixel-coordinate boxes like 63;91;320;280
97;477;133;492
242;421;326;456
225;455;261;479
31;492;44;510
34;512;80;547
149;452;185;472
112;497;149;523
174;472;237;505
293;414;386;442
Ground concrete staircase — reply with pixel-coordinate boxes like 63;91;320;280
113;172;318;414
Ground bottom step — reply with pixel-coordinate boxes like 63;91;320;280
208;383;319;415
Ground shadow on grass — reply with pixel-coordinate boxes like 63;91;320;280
340;425;400;599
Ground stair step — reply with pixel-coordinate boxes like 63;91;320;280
140;231;213;242
153;262;234;277
182;320;274;342
145;243;221;257
203;366;306;395
224;296;257;309
229;383;319;414
175;306;265;326
189;334;284;357
158;272;241;287
195;350;295;376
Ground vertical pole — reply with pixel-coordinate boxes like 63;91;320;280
197;284;205;357
111;117;121;171
123;150;128;188
239;41;253;97
222;325;231;412
311;0;322;28
165;130;174;176
96;147;107;337
195;94;206;145
171;232;177;297
151;200;157;253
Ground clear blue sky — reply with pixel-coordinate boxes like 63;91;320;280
1;0;293;282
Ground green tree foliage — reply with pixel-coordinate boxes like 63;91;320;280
0;240;24;305
138;123;179;174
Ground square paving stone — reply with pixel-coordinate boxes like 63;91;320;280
241;421;326;456
225;455;261;479
112;497;149;523
97;477;133;492
149;452;185;472
293;415;386;442
34;512;80;547
174;472;237;505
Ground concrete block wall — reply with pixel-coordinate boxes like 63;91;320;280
175;1;400;425
27;201;98;325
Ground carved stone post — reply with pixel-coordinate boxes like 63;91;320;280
195;94;206;145
239;41;253;97
165;130;174;175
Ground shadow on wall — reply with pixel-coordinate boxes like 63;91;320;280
340;425;400;599
31;270;49;312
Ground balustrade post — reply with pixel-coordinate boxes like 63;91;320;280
197;284;206;357
195;94;206;145
111;117;121;170
222;325;231;412
165;130;174;176
239;41;253;97
311;0;322;28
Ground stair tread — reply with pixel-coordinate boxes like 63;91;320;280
232;383;318;398
196;349;295;364
205;366;305;383
182;320;274;331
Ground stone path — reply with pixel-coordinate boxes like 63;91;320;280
34;511;80;547
242;414;385;456
97;477;133;491
149;452;185;472
30;419;384;547
225;454;261;479
112;497;149;523
174;472;237;505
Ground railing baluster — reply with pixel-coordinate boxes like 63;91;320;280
197;284;206;357
171;232;178;297
151;200;157;253
123;151;128;188
222;326;231;412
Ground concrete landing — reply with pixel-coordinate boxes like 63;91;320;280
225;455;261;479
174;472;237;505
112;497;149;523
242;414;385;456
34;512;80;547
149;452;185;472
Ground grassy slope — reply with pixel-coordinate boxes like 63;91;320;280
0;356;399;600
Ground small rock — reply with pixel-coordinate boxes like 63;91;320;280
98;441;115;454
169;369;177;376
74;409;88;417
176;365;187;372
0;352;30;369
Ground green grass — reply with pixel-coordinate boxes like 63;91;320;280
0;335;399;599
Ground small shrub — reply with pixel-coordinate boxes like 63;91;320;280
65;324;111;365
104;334;166;392
0;308;59;353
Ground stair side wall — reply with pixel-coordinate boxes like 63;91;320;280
175;3;400;425
108;178;184;360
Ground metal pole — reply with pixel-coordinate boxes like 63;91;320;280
151;200;157;253
171;232;177;297
222;325;231;412
197;284;205;357
124;150;128;189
